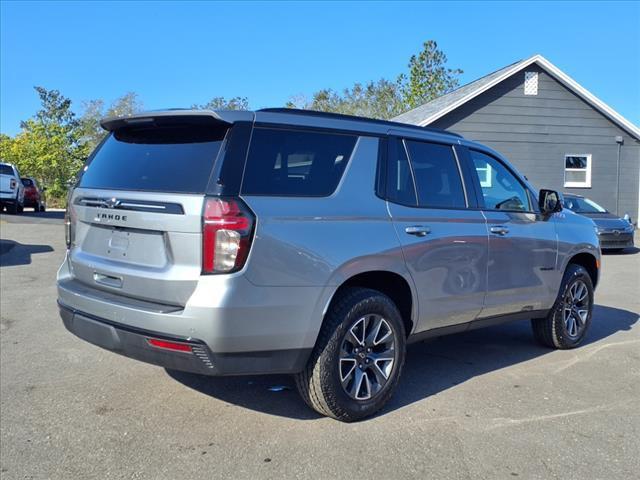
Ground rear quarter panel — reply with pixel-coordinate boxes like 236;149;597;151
241;136;417;338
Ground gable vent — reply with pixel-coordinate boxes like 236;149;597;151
524;71;538;95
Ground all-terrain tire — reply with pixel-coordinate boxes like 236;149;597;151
295;287;406;422
531;264;594;349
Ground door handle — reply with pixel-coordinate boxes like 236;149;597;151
405;225;431;237
490;226;509;236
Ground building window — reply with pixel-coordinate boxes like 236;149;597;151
524;71;538;95
476;163;492;187
564;154;592;188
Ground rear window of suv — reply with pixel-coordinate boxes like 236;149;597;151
1;165;14;175
241;128;357;196
78;124;227;193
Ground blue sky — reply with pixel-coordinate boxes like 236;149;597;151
1;1;639;135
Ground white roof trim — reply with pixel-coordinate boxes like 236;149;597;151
418;54;640;140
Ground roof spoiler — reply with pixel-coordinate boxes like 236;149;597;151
100;109;253;132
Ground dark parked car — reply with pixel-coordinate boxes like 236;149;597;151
21;177;46;212
563;193;635;251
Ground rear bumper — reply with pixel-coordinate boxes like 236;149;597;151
59;302;311;376
57;256;323;375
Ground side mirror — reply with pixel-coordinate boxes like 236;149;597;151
539;189;562;215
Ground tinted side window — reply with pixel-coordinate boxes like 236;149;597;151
386;139;417;206
469;150;530;211
241;128;357;197
405;140;466;209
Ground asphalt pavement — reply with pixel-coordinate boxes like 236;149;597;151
1;213;638;479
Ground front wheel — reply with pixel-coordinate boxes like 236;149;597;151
531;264;594;349
295;287;406;422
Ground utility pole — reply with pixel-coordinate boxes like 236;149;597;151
615;136;624;215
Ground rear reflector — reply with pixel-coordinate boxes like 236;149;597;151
146;338;193;353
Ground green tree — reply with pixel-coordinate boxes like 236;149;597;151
79;92;143;150
31;86;76;128
3;87;87;203
78;99;106;150
193;96;250;110
398;40;463;110
0;134;12;160
286;40;462;118
106;92;143;118
287;79;405;119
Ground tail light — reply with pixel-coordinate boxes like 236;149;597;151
65;201;76;249
202;197;255;274
9;178;16;190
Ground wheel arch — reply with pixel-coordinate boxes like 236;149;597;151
566;251;599;288
322;270;416;338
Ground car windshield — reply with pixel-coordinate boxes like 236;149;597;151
564;196;607;213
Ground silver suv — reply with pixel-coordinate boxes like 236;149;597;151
57;109;600;421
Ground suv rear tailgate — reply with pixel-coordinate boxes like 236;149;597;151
65;114;233;307
68;189;205;306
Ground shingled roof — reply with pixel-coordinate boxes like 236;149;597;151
392;54;640;140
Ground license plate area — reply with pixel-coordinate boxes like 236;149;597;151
82;225;168;268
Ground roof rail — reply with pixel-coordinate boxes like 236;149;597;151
257;108;463;138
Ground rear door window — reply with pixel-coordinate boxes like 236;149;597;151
386;138;418;206
241;128;357;196
78;123;228;193
404;140;466;209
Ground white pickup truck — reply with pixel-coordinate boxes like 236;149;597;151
0;162;25;214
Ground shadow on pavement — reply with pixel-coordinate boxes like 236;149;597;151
24;210;65;220
0;210;65;223
0;239;54;267
166;304;638;421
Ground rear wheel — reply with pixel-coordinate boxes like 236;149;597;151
531;264;593;349
295;287;406;422
7;202;17;214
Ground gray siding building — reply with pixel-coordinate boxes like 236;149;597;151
393;55;640;223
